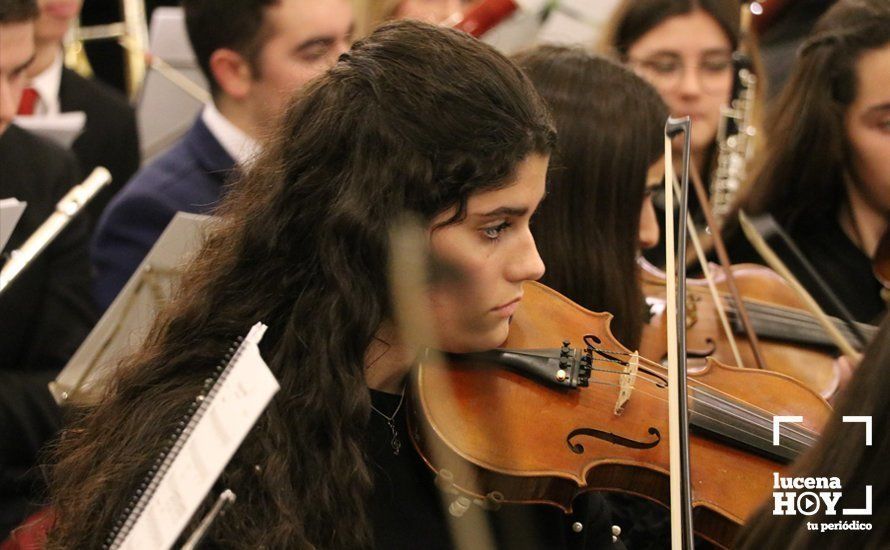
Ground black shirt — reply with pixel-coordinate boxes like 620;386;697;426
368;390;624;549
0;125;95;538
725;216;885;325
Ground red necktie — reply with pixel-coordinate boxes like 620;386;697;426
17;87;39;116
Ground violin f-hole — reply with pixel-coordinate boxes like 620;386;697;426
566;426;661;454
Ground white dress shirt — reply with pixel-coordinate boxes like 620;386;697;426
27;50;64;116
200;103;260;167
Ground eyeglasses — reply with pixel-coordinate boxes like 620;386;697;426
627;54;734;95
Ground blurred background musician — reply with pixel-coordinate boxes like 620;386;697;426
600;0;765;267
514;46;666;351
515;45;678;550
354;0;472;37
0;0;94;539
17;0;139;229
89;0;353;312
723;0;890;325
735;314;890;548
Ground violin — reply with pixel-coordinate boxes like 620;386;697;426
407;281;831;549
639;259;878;400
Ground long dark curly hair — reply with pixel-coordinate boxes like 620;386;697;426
46;20;555;549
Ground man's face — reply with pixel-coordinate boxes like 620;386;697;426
35;0;82;44
0;21;36;135
247;0;353;128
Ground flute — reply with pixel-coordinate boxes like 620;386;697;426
0;166;111;295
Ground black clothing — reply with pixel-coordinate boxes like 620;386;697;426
368;390;623;549
724;216;885;325
0;125;96;538
59;67;140;228
758;0;836;102
643;181;710;270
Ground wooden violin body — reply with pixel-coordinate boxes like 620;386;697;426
408;282;830;548
640;259;876;400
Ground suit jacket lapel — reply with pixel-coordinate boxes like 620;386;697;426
186;115;237;187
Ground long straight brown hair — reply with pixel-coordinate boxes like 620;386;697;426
46;20;555;549
728;0;890;233
514;46;668;348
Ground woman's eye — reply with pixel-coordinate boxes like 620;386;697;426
482;221;511;241
647;60;679;74
702;58;732;72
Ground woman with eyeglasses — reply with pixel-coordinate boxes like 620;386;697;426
600;0;766;266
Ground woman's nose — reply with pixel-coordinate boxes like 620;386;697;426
508;227;545;283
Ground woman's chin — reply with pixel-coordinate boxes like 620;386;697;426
439;323;511;354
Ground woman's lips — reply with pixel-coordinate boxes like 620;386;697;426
491;297;522;318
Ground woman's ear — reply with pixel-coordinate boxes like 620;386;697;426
208;48;253;100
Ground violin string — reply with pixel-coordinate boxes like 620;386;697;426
633;384;807;455
735;302;836;342
583;351;819;448
568;339;818;447
586;368;816;454
727;299;873;346
686;283;875;346
580;368;809;456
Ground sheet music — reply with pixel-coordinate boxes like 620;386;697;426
14;112;86;148
116;323;279;550
0;198;27;252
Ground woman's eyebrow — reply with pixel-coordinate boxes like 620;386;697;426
476;206;529;218
864;102;890;116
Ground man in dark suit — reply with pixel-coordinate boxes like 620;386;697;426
0;0;95;538
91;0;354;311
17;0;139;227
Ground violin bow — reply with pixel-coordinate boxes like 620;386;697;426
688;164;769;370
669;175;748;370
738;211;863;360
663;117;695;550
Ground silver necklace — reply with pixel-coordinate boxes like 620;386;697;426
371;391;405;455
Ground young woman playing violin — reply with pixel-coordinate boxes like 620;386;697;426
44;21;622;549
724;0;890;325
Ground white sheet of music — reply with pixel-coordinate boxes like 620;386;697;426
13;111;86;148
0;198;26;252
118;323;279;550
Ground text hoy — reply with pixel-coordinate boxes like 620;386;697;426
772;473;872;516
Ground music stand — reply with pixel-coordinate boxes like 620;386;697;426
50;212;212;405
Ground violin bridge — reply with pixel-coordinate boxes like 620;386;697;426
614;351;639;416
